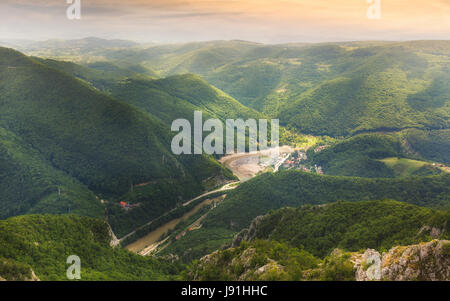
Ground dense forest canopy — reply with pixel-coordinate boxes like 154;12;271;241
0;40;448;281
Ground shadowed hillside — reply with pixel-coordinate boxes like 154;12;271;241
0;47;231;236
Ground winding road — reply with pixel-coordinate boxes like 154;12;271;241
110;181;240;246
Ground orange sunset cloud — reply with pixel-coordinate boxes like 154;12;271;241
0;0;448;42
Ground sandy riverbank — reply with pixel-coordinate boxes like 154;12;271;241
219;146;295;181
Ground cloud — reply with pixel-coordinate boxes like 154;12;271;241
0;0;448;43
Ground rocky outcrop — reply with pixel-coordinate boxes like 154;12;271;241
28;270;40;281
231;216;265;247
254;261;285;279
195;237;449;281
0;257;40;281
107;222;120;247
353;240;450;281
193;246;287;281
0;269;40;281
417;225;445;239
353;249;382;281
381;240;449;281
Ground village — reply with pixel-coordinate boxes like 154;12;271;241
279;150;324;174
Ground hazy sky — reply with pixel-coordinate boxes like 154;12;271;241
0;0;449;43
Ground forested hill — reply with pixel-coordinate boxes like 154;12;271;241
209;171;450;231
35;58;264;128
0;215;182;280
278;44;450;136
237;200;450;258
161;171;450;261
98;40;450;137
189;200;449;281
0;47;230;235
304;133;447;178
105;74;264;127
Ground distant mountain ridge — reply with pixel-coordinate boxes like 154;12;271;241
95;40;450;137
23;37;140;51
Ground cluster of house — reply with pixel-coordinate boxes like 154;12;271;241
119;201;139;211
289;151;307;164
314;165;324;175
432;163;447;168
432;162;450;173
281;150;324;175
282;151;306;169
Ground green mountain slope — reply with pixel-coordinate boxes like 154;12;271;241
0;47;229;236
108;74;264;126
188;200;449;281
279;45;449;136
208;172;450;231
36;58;157;92
242;200;449;257
403;129;450;164
0;215;182;280
305;133;446;178
31;40;449;156
307;134;402;178
161;171;450;261
36;57;266;144
101;41;449;137
188;239;320;281
0;127;101;219
101;40;261;75
303;131;449;178
36;57;264;127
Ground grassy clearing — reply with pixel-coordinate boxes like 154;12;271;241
380;157;431;177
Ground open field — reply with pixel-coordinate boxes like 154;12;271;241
379;157;448;177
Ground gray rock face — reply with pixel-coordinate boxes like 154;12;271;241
354;240;449;281
0;269;40;281
381;240;449;281
231;215;265;247
417;225;444;239
353;249;382;281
